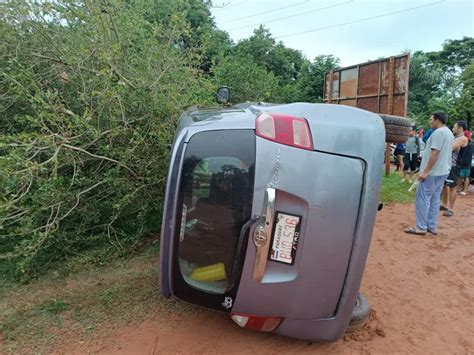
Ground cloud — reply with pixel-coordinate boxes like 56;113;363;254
213;0;473;66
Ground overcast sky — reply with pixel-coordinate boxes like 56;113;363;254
210;0;473;66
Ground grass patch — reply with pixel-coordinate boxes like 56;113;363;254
0;251;195;353
380;172;417;204
36;299;69;316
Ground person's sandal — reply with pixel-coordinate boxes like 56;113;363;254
404;227;426;236
443;209;454;217
427;229;438;236
439;205;449;211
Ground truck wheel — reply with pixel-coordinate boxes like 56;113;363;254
347;293;371;332
379;114;412;144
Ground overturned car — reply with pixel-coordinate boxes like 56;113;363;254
159;89;410;342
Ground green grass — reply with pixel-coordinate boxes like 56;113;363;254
380;172;417;204
0;252;197;353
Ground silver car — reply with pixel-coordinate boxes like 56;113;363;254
159;99;386;342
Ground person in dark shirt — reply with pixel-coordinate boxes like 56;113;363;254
422;127;435;143
394;143;406;172
457;131;472;196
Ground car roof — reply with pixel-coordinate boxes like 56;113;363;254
175;102;385;162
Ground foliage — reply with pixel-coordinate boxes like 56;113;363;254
456;61;474;127
0;0;214;280
409;37;474;128
408;51;442;124
235;26;308;86
426;37;474;83
295;55;340;103
213;55;279;103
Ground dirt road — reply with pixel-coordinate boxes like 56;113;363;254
61;195;473;354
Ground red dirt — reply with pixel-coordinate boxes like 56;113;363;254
61;193;473;354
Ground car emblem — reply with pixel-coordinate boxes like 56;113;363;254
253;227;267;247
222;297;233;309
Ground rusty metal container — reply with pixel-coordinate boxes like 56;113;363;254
324;54;410;117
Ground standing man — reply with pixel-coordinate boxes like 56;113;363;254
457;131;473;196
405;111;453;236
440;121;469;216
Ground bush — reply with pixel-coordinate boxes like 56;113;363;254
212;55;279;103
0;0;214;280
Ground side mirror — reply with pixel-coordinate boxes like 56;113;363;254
216;86;230;105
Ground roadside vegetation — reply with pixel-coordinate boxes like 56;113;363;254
1;0;473;283
0;250;184;353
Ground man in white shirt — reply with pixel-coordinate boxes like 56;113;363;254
405;111;454;236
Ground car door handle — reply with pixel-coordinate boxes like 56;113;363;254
252;187;275;282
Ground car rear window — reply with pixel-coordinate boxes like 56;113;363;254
176;130;255;294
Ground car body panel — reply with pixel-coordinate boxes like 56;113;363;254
232;138;365;320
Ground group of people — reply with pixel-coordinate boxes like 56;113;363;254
403;111;473;236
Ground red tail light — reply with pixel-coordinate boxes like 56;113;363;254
231;313;283;332
256;112;313;150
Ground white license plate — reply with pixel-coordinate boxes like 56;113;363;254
269;212;301;265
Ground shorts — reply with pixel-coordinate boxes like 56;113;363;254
444;167;458;187
403;153;418;171
394;148;405;156
459;167;471;177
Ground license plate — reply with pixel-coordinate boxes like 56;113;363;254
269;212;301;265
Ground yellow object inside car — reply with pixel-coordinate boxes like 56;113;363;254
189;262;227;282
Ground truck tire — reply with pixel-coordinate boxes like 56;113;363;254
346;293;371;332
379;114;412;144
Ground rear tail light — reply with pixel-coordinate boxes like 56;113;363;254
256;112;313;150
231;313;283;332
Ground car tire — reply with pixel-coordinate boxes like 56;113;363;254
379;114;412;144
346;293;371;332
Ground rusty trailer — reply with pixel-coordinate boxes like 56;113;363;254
323;54;410;116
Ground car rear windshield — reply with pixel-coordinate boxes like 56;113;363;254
176;130;255;294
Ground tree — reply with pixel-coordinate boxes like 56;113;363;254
408;51;443;125
426;37;474;73
212;55;278;103
295;55;340;102
0;0;215;280
419;37;474;127
235;26;275;67
235;26;308;86
456;62;474;128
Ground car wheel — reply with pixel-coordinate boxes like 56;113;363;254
379;114;412;144
346;293;371;332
